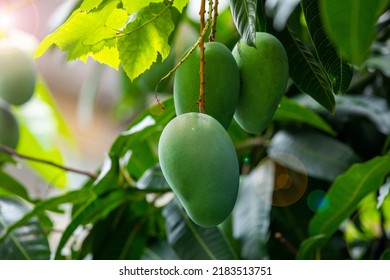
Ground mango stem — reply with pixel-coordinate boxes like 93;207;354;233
209;0;219;42
198;0;207;113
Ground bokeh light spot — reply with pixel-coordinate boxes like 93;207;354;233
307;189;328;213
0;9;14;29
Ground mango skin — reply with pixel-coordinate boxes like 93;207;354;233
0;104;19;149
233;32;288;134
158;113;239;227
174;42;240;129
0;41;36;105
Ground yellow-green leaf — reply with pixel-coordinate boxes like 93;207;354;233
35;0;127;69
122;0;189;14
14;79;75;188
118;2;174;80
80;0;105;11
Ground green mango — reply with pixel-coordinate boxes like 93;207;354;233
174;42;240;129
158;112;239;227
233;32;289;134
0;103;19;149
0;41;36;106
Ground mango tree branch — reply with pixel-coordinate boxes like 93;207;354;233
0;144;98;179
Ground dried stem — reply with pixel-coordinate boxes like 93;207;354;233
198;0;207;113
209;0;219;41
274;232;297;256
0;144;98;179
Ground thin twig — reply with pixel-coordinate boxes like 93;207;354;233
198;0;207;113
0;144;98;179
274;232;297;256
154;20;210;100
209;0;219;41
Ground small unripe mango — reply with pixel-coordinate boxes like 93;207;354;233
233;32;289;134
158;113;239;227
0;104;19;149
0;41;36;106
174;42;240;129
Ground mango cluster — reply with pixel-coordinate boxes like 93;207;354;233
0;38;37;149
158;32;289;227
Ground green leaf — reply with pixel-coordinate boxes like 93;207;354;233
334;95;390;135
122;0;159;15
301;0;353;94
273;97;336;135
35;0;128;69
320;0;389;64
277;26;335;112
309;155;390;237
0;198;50;260
14;79;75;187
0;188;94;243
232;160;273;259
296;234;327;260
110;97;175;180
123;0;189;14
381;249;390;260
268;130;361;181
142;240;180;260
297;94;390;135
118;2;175;80
163;200;238;260
83;202;151;259
256;0;267;32
363;54;390;77
54;189;140;259
136;165;171;192
0;170;31;202
229;0;258;46
172;0;190;12
80;0;104;11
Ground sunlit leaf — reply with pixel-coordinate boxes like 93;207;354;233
320;0;388;64
14;79;75;187
229;0;258;46
35;0;127;69
118;2;174;80
80;0;104;11
123;0;189;14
